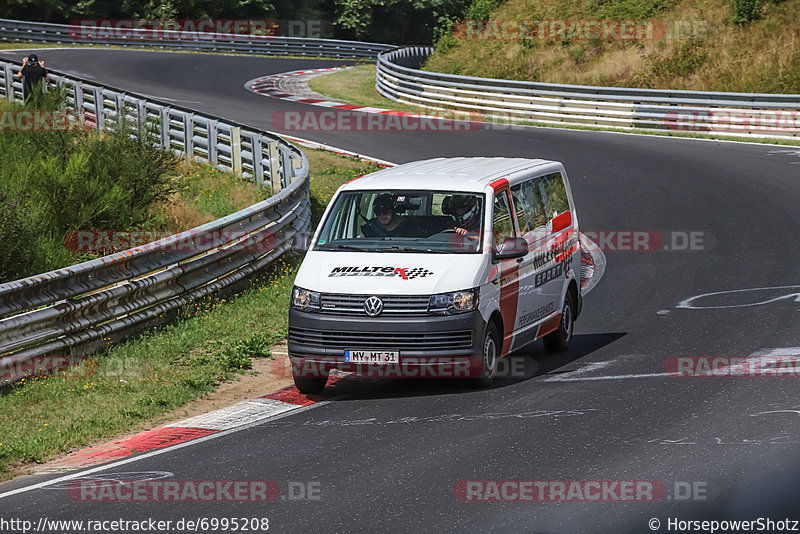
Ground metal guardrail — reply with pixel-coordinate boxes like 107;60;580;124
0;18;395;59
376;47;800;139
0;58;311;384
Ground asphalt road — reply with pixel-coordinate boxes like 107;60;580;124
2;48;800;533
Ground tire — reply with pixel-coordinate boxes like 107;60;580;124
543;291;576;353
470;321;500;388
292;372;329;394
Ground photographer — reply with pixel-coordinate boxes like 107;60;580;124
15;54;51;103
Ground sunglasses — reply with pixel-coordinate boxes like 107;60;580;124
376;207;393;215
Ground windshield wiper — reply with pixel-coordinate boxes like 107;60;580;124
318;244;375;252
390;246;447;254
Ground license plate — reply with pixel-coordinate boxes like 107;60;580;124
344;350;399;364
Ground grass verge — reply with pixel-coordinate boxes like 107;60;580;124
308;64;422;113
0;148;383;479
426;0;800;94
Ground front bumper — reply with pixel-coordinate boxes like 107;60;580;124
288;308;486;376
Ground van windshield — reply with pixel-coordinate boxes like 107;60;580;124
315;190;485;254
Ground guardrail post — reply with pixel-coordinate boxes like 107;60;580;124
230;126;242;175
115;92;126;128
208;119;219;164
74;82;84;117
3;64;12;101
267;140;281;193
252;134;264;187
93;87;105;130
281;149;294;188
183;112;194;162
136;99;146;135
291;155;303;180
160;106;171;149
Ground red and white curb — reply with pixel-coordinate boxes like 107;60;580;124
39;372;351;473
245;68;425;117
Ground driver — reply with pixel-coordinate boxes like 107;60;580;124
361;193;407;237
450;195;480;236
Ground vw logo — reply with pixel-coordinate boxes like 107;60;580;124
364;296;384;316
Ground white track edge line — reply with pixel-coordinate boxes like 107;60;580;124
0;400;329;500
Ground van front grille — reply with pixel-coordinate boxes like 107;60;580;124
319;293;430;316
288;328;473;351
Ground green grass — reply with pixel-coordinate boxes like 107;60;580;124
308;64;424;114
0;148;383;478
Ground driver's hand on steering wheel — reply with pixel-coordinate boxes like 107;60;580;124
454;227;478;240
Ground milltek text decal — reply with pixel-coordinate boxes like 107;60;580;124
329;267;433;280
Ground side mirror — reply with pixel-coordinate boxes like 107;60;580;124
494;236;528;261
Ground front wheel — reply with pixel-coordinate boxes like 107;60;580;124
470;322;500;388
543;293;575;353
292;370;329;394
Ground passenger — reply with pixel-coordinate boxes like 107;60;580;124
449;195;480;236
361;193;408;237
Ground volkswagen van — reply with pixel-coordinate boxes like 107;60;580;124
288;158;582;393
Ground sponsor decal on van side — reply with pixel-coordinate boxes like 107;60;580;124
328;266;433;280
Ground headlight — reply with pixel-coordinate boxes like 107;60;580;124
428;288;479;315
291;286;320;311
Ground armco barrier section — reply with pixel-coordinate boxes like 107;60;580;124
376;47;800;139
0;58;311;384
0;18;395;59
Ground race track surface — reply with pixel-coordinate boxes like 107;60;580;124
2;48;800;533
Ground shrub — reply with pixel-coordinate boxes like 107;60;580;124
0;192;36;281
733;0;760;23
0;98;179;282
29;121;178;234
466;0;503;21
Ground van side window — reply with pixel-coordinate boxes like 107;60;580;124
509;184;529;234
542;172;570;217
492;189;515;250
511;180;548;232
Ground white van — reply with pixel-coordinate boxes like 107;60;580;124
288;158;582;393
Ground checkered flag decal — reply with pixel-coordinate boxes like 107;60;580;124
405;268;433;280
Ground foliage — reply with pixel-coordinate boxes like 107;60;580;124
732;0;760;23
0;96;179;282
465;0;502;20
0;192;36;281
333;0;471;43
0;0;276;23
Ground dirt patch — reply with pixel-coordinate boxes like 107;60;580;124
160;344;293;423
